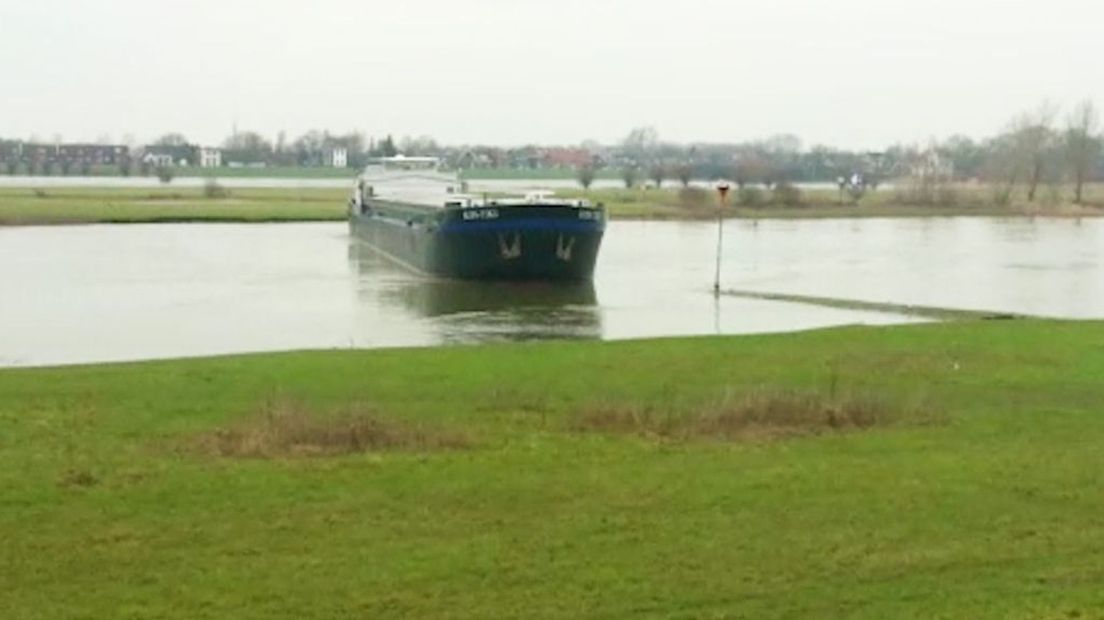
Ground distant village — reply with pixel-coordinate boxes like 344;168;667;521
1;108;1101;190
0;130;936;184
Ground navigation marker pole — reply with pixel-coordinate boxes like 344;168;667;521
713;181;731;296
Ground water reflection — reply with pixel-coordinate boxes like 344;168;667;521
347;239;602;343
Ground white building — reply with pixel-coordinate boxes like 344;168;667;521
325;147;348;168
198;147;221;168
142;152;174;167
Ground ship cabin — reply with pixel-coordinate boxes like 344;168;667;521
353;155;593;211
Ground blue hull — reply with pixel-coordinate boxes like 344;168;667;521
350;201;605;281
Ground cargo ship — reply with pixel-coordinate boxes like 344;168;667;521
349;156;605;280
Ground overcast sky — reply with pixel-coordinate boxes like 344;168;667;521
2;0;1101;149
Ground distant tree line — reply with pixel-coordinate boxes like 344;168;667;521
2;102;1100;200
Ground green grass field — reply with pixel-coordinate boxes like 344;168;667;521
0;187;349;224
562;183;1104;220
3;321;1104;618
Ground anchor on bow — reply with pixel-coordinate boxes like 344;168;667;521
498;232;522;260
555;234;576;262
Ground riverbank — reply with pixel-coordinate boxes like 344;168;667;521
3;320;1104;617
559;184;1104;219
1;185;1102;225
0;186;348;224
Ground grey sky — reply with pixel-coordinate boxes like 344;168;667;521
2;0;1101;149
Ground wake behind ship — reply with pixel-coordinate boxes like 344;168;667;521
349;156;605;281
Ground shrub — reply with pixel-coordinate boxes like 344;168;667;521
156;166;174;184
847;184;866;203
678;187;709;208
621;166;638;189
576;164;595;190
772;182;803;206
203;178;229;199
738;186;765;206
198;398;471;458
898;176;960;207
572;388;939;442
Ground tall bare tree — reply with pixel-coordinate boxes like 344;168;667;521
1011;103;1059;202
576;163;595;190
984;131;1024;204
1065;100;1101;204
648;163;666;188
621;165;638;189
674;163;693;187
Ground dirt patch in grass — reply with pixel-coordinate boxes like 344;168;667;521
572;389;939;441
197;399;471;458
57;469;98;489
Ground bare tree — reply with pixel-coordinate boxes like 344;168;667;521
648;163;666;188
621;165;638;189
1010;103;1059;202
622;126;658;158
576;163;595;190
984;131;1023;205
733;157;769;189
674;163;693;187
222;131;273;163
1065;100;1101;204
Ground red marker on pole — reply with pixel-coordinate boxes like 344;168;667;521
713;181;731;295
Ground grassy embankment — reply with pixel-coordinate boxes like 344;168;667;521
560;183;1104;219
2;183;1103;225
1;165;357;179
3;320;1104;618
0;187;349;224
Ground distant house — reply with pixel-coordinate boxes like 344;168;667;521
508;146;545;169
0;141;127;167
543;148;593;169
56;144;128;166
197;147;221;168
143;144;194;167
142;152;175;167
323;147;347;168
220;147;268;168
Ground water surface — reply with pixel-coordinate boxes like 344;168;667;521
2;217;1100;367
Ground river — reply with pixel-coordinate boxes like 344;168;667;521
1;217;1100;367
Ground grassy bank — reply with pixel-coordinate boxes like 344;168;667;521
0;187;349;224
3;321;1104;617
0;166;357;179
560;183;1104;219
2;184;1103;225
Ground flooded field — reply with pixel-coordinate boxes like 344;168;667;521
1;217;1100;366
